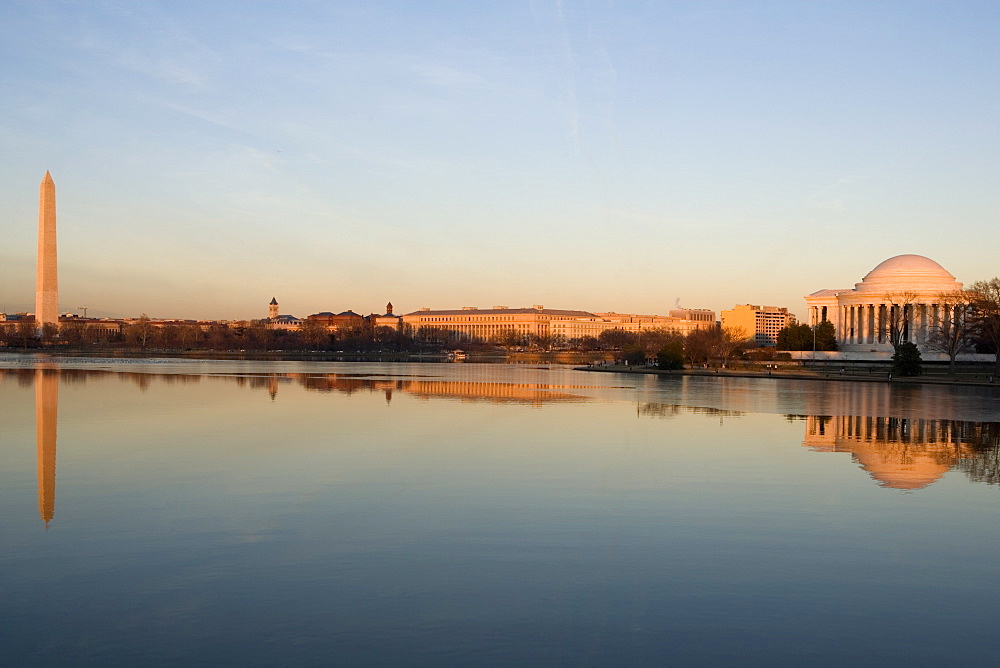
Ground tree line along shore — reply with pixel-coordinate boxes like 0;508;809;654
3;277;999;378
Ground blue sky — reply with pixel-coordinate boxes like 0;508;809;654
1;1;998;320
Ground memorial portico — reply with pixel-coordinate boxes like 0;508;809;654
805;255;964;353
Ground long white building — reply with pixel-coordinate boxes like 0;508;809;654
401;305;716;342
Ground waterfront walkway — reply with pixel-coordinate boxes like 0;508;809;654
577;364;1000;388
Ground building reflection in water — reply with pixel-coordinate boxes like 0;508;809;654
795;379;1000;490
639;402;746;421
35;368;58;528
250;371;1000;490
803;415;1000;489
256;372;588;406
7;367;1000;511
9;367;587;528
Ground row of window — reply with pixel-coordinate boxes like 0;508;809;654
418;316;521;322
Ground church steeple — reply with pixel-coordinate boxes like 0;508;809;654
269;297;279;319
386;302;393;315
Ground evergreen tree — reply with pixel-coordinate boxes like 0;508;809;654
891;341;923;376
657;341;685;370
776;323;812;351
813;321;838;351
622;345;647;365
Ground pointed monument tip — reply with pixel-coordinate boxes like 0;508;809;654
42;170;53;182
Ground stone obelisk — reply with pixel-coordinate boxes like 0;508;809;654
36;171;58;333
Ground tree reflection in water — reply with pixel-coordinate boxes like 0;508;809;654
801;414;1000;489
7;367;1000;495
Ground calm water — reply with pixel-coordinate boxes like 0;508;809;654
3;356;1000;665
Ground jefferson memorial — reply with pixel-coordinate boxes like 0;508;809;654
806;254;964;353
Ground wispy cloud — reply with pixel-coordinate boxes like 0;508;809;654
409;62;482;87
804;162;895;211
70;3;215;89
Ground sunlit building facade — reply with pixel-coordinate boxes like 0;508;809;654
265;298;302;330
402;305;716;342
403;306;595;340
805;254;965;352
306;310;365;331
371;302;402;330
720;304;795;346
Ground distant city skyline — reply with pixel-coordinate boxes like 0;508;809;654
2;2;998;320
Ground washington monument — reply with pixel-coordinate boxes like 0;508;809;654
36;171;58;332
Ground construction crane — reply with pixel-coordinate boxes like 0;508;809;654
78;306;94;318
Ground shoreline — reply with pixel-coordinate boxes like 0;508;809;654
0;349;450;362
0;348;612;365
576;364;1000;389
2;348;996;388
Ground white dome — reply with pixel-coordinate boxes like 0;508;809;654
854;254;961;294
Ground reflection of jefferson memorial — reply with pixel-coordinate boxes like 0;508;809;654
804;414;977;490
799;381;1000;490
806;254;963;352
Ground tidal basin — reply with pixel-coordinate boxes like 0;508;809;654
3;357;1000;664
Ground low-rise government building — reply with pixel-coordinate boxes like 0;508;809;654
401;305;716;342
265;298;303;330
306;310;364;330
265;298;399;332
370;303;402;330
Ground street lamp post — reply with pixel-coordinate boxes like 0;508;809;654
812;316;817;369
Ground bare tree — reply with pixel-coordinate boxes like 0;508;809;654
177;323;203;348
60;320;85;346
204;325;233;350
597;328;638;350
124;314;154;349
246;321;273;351
415;326;450;347
968;278;1000;376
638;328;681;357
527;333;555;352
684;328;716;366
16;320;37;348
881;292;917;346
715;326;750;367
298;319;329;349
40;322;59;345
494;327;526;352
372;325;399;349
924;291;972;373
156;324;182;350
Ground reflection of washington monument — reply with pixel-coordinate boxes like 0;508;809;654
36;368;58;527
